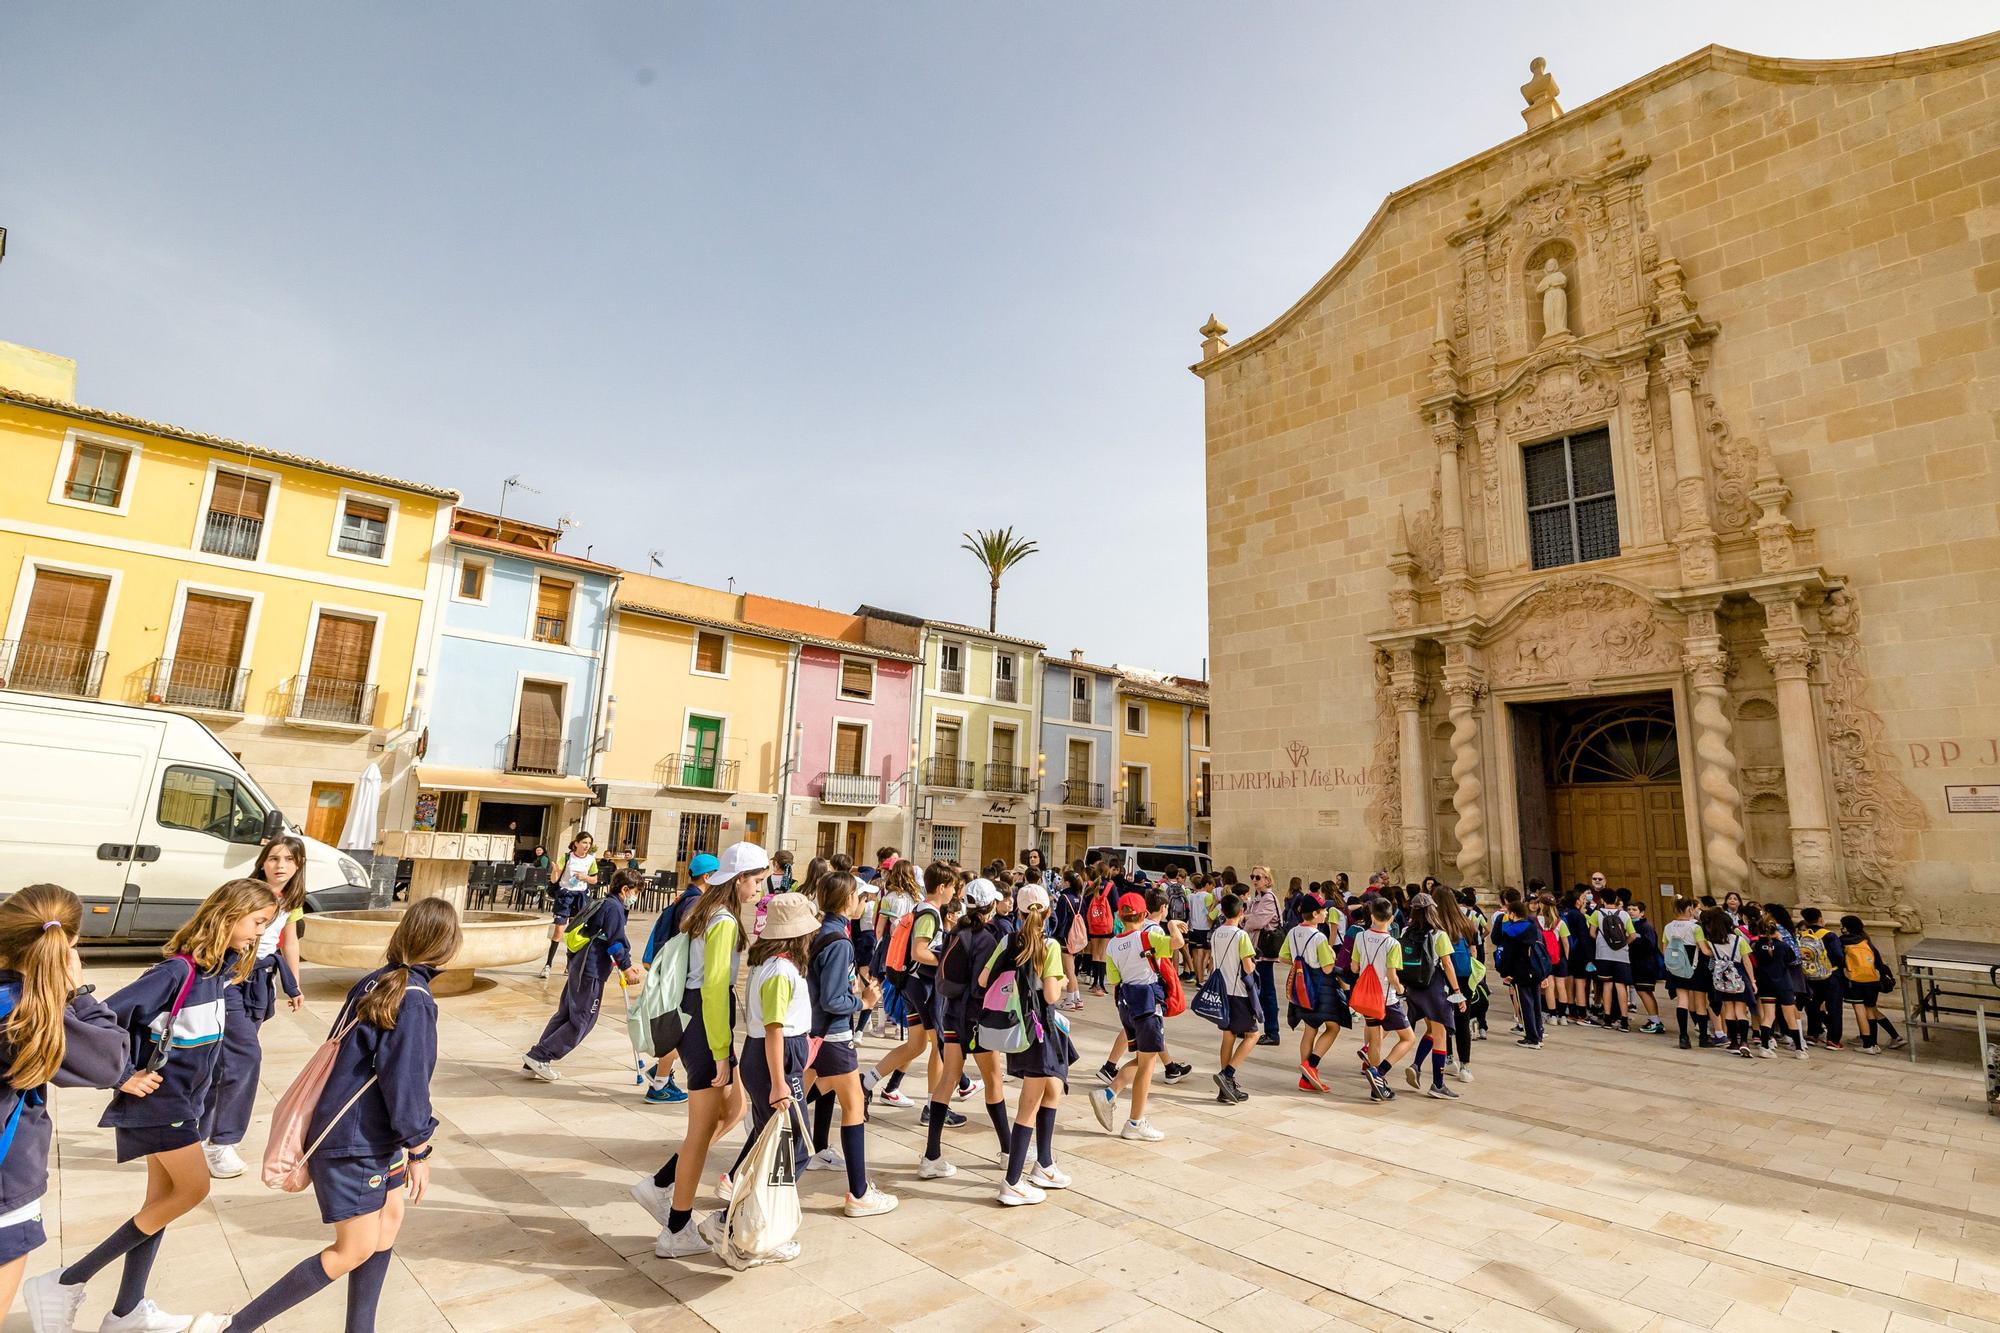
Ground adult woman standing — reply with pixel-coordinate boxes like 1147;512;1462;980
1019;847;1057;890
1241;867;1282;1046
201;836;308;1179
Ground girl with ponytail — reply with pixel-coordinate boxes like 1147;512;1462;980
0;886;128;1322
191;898;460;1333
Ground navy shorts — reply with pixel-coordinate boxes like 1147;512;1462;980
1367;1000;1412;1033
1596;960;1633;986
853;930;878;972
1404;976;1455;1027
1188;929;1212;950
114;1121;201;1163
899;973;936;1029
312;1150;407;1224
1115;984;1166;1054
0;1216;46;1264
676;990;736;1092
1225;994;1258;1037
810;1038;859;1077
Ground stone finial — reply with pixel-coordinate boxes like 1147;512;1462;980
1434;302;1451;344
1520;57;1562;129
1199;314;1229;360
1393;506;1413;557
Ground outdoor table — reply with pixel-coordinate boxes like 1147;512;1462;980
1899;936;2000;1112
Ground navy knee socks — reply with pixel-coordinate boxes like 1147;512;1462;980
232;1253;335;1331
345;1250;392;1332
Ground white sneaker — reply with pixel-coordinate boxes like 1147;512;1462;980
877;1088;914;1108
1027;1161;1071;1190
538;965;551;980
202;1142;246;1179
917;1154;956;1179
1089;1087;1117;1133
844;1187;899;1218
189;1317;232;1333
1451;1065;1473;1083
98;1298;193;1332
654;1220;708;1259
695;1210;729;1250
630;1176;674;1225
997;1180;1047;1207
1794;1045;1810;1060
23;1269;87;1333
714;1172;735;1203
522;1055;560;1081
805;1147;844;1171
1119;1119;1164;1142
953;1078;981;1101
1757;1043;1777;1060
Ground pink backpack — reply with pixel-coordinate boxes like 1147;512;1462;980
263;980;417;1192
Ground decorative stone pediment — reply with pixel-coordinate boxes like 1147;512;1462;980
1497;350;1621;437
1483;574;1680;688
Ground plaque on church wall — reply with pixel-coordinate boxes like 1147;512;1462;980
1944;786;2000;814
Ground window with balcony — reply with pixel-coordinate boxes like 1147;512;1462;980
4;569;110;698
838;657;874;701
509;680;566;774
927;719;970;788
64;441;132;509
938;641;964;694
334;495;392;560
1525;428;1619;570
1069;673;1091;723
293;611;376;725
692;630;728;676
1198;761;1212;817
200;470;271;561
1121;765;1150;825
533;578;573;645
985;725;1027;793
822;723;882;804
157;591;252;712
993;652;1018;703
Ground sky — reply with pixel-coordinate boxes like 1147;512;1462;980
2;4;1991;676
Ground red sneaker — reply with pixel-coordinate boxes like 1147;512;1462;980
1299;1062;1329;1093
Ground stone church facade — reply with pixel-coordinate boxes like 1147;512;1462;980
1196;34;2000;941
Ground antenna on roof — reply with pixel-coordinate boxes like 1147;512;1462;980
554;513;578;549
498;475;540;521
646;549;665;571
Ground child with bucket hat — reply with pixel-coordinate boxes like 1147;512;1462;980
723;891;821;1188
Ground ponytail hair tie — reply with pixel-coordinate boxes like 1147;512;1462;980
41;921;61;932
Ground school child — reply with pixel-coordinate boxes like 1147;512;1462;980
1051;873;1085;1011
27;879;274;1333
1351;898;1417;1100
636;843;771;1259
1559;889;1595;1024
800;873;897;1218
522;870;645;1081
1590;891;1634;1031
187;900;459;1332
0;886;130;1327
1534;895;1565;1024
1280;899;1347;1093
920;880;1011;1179
1625;897;1665;1033
1698;907;1757;1058
640;854;718;1106
1796;907;1845;1049
1661;899;1711;1049
1086;890;1173;1141
1434;891;1479;1079
541;834;599;980
1208;895;1258;1103
995;885;1077;1205
1839;915;1902;1052
1396;894;1466;1100
1081;874;1115;995
1491;889;1547;1049
866;859;919;1037
200;837;307;1180
1753;906;1808;1059
867;864;958;1123
1186;874;1215;984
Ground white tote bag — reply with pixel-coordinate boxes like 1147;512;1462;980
710;1102;808;1270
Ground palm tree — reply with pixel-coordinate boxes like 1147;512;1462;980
960;527;1040;632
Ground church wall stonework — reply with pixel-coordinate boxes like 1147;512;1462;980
1197;37;2000;940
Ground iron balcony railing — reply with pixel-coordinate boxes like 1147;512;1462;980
994;677;1018;703
661;753;739;792
287;675;376;726
1069;696;1092;723
924;757;974;789
335;527;387;559
506;731;568;776
1060;779;1106;809
818;772;883;805
533;615;568;644
1122;801;1153;826
200;511;264;560
149;658;250;713
0;640;107;699
938;667;964;694
984;763;1031;794
1196;797;1213;818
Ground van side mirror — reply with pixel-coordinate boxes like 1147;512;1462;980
264;809;288;841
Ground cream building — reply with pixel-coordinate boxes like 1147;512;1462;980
1197;35;2000;941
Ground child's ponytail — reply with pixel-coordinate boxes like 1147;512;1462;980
0;885;83;1090
356;898;462;1031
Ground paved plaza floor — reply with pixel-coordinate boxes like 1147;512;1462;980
24;920;2000;1333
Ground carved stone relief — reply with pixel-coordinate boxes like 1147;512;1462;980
1366;650;1403;879
1502;355;1620;439
1700;389;1758;531
1488;576;1680;688
1818;590;1926;924
1408;467;1444;584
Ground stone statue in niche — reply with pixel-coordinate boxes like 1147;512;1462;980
1537;257;1570;340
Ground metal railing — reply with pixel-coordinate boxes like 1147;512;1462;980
287;675;376;726
149;658;250;713
924;757;974;788
1069;696;1092;723
818;771;883;805
661;753;739;792
0;640;107;698
938;667;964;694
994;677;1018;703
1060;779;1106;808
200;511;264;560
984;762;1031;794
335;527;387;559
506;731;568;776
533;614;567;644
1121;801;1153;826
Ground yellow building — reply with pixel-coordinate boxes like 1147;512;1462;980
597;574;795;870
0;344;456;836
1114;675;1211;852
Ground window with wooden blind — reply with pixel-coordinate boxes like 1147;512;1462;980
992;726;1017;767
1066;739;1091;784
297;612;374;724
833;722;866;775
511;681;565;774
64;442;131;508
533;579;572;644
201;470;271;560
165;593;251;710
12;570;110;696
933;719;960;762
693;631;727;675
335;496;392;559
838;657;873;700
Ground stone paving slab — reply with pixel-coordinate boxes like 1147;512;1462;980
18;922;2000;1331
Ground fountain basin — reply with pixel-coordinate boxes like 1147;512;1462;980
300;908;545;995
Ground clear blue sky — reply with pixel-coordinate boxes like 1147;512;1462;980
2;4;1990;673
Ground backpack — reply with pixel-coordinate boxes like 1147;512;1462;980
1664;930;1696;979
1334;924;1360;978
937;927;982;1002
713;1102;807;1269
882;905;936;980
1349;934;1389;1022
1599;910;1630;952
1709;937;1747;992
1166;884;1190;923
562;896;606;954
1064;910;1087;955
629;931;691;1058
1797;929;1833;981
140;954;202;1073
1085;891;1113;936
1190;968;1230;1026
1494;920;1549;984
0;983;45;1168
975;941;1040;1054
1397;923;1437;989
264;976;427;1193
1843;939;1881;985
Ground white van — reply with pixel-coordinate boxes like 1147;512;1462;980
0;693;374;941
1086;845;1214;882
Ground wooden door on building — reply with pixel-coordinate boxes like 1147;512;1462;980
981;821;1017;869
844;822;867;865
815;822;838;859
1064;824;1089;867
305;782;352;845
1548;699;1689;921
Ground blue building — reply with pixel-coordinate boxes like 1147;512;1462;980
412;509;619;859
1038;651;1119;867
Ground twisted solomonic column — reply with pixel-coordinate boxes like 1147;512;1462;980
1683;647;1749;897
1445;678;1488;890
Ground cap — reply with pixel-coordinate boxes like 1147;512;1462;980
705;842;771;886
687;853;720;879
963;878;1004;907
1119;892;1148;916
759;892;821;940
1016;884;1051;911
